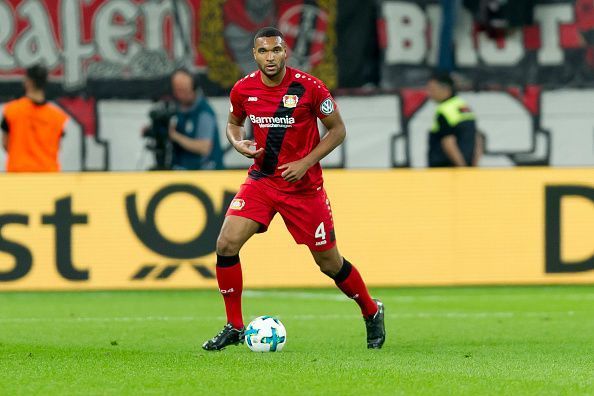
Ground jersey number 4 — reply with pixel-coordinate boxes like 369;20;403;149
315;222;326;240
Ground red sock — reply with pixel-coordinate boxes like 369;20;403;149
334;259;378;318
216;254;243;329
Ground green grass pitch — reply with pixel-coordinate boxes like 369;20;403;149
0;285;593;395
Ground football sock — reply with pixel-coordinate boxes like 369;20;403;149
216;254;244;329
334;258;378;318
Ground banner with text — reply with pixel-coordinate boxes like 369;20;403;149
378;0;594;88
0;0;337;99
1;169;593;291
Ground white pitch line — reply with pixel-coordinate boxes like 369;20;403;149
0;310;579;324
243;290;594;302
244;290;348;301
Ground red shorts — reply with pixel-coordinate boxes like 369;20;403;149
226;180;336;251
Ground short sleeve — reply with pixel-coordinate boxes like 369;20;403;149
434;112;454;139
1;117;9;133
229;84;246;120
311;80;338;119
1;105;9;133
196;112;216;141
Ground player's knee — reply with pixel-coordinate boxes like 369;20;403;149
216;233;240;256
316;257;341;278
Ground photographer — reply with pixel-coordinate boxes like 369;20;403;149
147;69;223;171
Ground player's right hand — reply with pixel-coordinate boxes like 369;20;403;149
234;140;264;158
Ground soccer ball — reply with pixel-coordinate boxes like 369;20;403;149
244;316;287;352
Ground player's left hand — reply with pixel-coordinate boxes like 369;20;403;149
278;160;310;183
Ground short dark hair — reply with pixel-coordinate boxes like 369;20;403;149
26;64;48;90
429;70;455;92
253;27;284;47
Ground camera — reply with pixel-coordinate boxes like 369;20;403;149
144;100;176;170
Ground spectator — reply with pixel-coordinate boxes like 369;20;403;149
426;71;482;167
168;69;224;170
1;64;69;172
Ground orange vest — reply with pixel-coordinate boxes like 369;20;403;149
2;97;69;172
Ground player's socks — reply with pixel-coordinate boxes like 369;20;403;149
216;254;244;329
333;258;378;318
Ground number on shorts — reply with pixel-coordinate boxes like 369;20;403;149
315;222;326;240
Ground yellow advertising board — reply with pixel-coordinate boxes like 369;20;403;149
0;168;593;291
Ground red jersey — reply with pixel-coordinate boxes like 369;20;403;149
229;67;337;193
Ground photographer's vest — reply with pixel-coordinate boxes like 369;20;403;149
173;97;224;170
428;95;477;167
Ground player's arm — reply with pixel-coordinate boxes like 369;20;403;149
306;110;346;165
437;113;466;167
227;112;263;158
278;110;346;183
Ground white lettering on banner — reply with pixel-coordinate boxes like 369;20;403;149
141;1;191;60
478;29;524;66
95;1;141;65
382;1;426;64
534;4;574;65
455;9;478;67
381;1;577;67
62;0;94;89
14;0;60;68
542;91;594;166
425;4;441;66
0;2;16;69
407;93;536;167
0;0;193;89
1;91;593;171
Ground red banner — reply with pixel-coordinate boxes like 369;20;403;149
0;0;337;98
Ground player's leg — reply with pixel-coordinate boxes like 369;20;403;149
203;182;276;351
278;187;385;348
310;246;376;316
216;215;261;327
310;246;385;349
203;215;260;351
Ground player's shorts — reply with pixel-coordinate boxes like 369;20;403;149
226;180;336;252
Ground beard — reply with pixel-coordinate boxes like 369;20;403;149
259;58;286;78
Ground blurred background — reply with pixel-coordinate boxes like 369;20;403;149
0;0;593;290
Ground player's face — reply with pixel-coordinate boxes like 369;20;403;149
253;36;287;78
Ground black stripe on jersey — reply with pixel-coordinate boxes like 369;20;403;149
249;81;306;179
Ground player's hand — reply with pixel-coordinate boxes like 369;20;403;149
278;159;310;183
234;140;264;158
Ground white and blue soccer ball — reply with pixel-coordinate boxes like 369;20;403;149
244;316;287;352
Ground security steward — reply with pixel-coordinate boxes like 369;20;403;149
426;71;481;167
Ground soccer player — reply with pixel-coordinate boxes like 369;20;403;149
202;27;385;351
